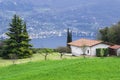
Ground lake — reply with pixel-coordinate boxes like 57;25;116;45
31;36;95;49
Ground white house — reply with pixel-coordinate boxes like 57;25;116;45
68;38;110;56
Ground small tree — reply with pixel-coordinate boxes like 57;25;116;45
8;54;18;64
56;47;70;59
81;45;87;58
38;48;53;60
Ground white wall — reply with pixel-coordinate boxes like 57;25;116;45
71;43;110;56
91;44;110;56
71;46;91;56
117;48;120;56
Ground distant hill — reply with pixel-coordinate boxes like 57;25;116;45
0;0;120;39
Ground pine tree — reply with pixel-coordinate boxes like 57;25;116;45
2;15;33;59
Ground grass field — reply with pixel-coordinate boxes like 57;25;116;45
0;57;120;80
0;53;75;67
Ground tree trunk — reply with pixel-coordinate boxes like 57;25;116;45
60;53;63;59
45;53;48;60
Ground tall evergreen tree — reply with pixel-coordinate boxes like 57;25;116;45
2;15;32;59
67;28;72;47
70;30;72;42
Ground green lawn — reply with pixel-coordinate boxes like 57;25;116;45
0;57;120;80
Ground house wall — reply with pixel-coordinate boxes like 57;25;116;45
71;43;110;56
91;44;110;56
117;48;120;56
71;46;90;56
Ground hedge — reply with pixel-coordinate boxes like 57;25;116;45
96;48;109;57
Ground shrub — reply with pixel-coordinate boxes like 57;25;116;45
31;48;38;54
96;48;109;57
56;47;71;53
55;47;71;59
37;48;54;60
8;53;18;64
38;48;54;54
96;48;101;57
103;48;109;56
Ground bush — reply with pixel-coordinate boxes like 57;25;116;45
30;48;55;54
56;47;71;53
96;48;109;57
104;48;109;56
37;48;54;60
96;49;101;57
31;48;38;54
38;48;54;54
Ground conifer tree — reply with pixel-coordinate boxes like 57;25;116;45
67;28;72;47
70;30;72;42
2;15;32;59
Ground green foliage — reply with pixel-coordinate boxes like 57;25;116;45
67;28;72;47
99;27;109;42
0;41;5;57
96;49;101;57
56;47;71;53
37;48;54;60
2;14;33;59
38;48;54;54
96;48;109;57
0;58;120;80
101;48;104;57
31;48;55;54
0;47;3;57
31;48;38;54
99;22;120;44
8;54;18;64
55;46;71;59
104;48;109;56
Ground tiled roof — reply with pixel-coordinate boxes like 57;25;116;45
68;38;102;47
109;45;120;49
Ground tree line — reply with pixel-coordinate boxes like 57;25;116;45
99;22;120;44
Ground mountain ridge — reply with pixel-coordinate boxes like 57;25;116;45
0;0;120;39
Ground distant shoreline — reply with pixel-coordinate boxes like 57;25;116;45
31;36;95;48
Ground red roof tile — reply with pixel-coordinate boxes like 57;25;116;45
109;45;120;49
68;38;102;47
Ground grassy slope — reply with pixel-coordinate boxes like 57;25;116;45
0;53;75;67
0;57;120;80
